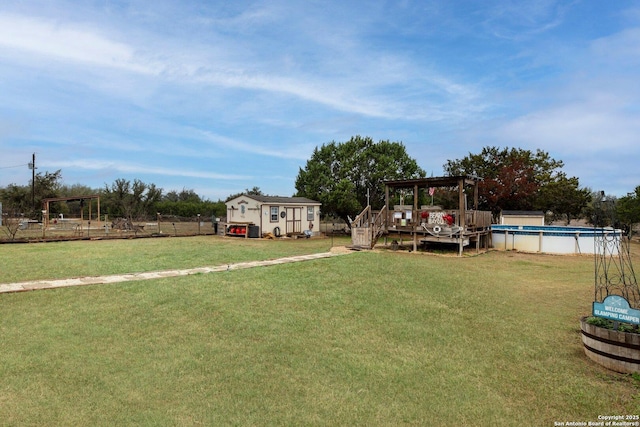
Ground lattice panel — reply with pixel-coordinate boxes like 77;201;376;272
594;231;640;309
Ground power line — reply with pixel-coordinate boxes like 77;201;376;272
0;163;29;169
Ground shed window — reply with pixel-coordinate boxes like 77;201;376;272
270;206;279;222
307;206;314;221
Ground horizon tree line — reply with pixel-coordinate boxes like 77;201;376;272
2;139;640;234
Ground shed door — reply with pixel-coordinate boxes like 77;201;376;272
286;207;303;234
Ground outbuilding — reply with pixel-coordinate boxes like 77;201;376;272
499;210;545;226
225;195;321;237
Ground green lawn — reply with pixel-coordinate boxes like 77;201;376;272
0;235;346;284
1;237;639;425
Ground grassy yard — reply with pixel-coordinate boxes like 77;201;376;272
1;237;639;425
0;235;346;284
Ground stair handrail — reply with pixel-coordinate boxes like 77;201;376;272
372;205;386;233
368;205;387;248
351;205;372;228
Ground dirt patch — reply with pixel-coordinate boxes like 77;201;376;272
329;245;352;254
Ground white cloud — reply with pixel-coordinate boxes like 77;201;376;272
45;159;251;181
481;0;571;40
4;1;635;199
590;27;640;63
186;127;311;160
0;9;484;122
505;23;637;138
495;103;639;155
0;13;159;74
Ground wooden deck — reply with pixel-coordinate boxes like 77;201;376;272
350;175;493;255
351;207;492;253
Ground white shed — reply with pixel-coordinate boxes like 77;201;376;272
500;210;545;226
225;195;321;237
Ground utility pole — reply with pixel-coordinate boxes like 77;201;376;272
29;153;36;216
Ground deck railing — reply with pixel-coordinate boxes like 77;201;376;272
352;205;490;248
351;205;372;229
384;208;492;231
465;210;493;230
350;205;387;248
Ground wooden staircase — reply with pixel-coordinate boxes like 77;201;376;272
350;205;387;249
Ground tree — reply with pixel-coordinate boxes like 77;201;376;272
33;170;63;203
295;136;425;223
226;187;264;202
0;184;30;215
617;186;640;236
443;146;587;217
155;199;225;218
101;178;163;220
586;191;618;228
141;182;163;217
0;190;25;240
102;178;132;218
537;174;591;224
1;172;225;223
0;170;63;218
481;157;539;212
1;217;21;240
164;188;202;203
157;187;225;218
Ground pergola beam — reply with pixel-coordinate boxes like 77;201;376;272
383;175;483;256
42;195;101;230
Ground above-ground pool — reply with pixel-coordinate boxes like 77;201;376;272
491;225;622;255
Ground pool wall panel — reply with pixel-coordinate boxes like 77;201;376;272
491;225;621;255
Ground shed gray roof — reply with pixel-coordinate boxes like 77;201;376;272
501;210;544;216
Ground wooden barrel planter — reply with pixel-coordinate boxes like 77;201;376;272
580;316;640;374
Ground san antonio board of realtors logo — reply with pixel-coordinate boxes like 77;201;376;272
593;295;640;325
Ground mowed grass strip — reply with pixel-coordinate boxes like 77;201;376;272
1;240;639;425
0;235;346;284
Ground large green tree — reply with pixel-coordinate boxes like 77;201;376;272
444;146;588;218
295;136;425;223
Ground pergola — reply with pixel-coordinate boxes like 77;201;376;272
383;175;485;255
42;195;101;230
385;175;480;215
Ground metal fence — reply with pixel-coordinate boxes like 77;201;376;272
0;216;215;242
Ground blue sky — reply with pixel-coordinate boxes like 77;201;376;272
0;0;638;201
